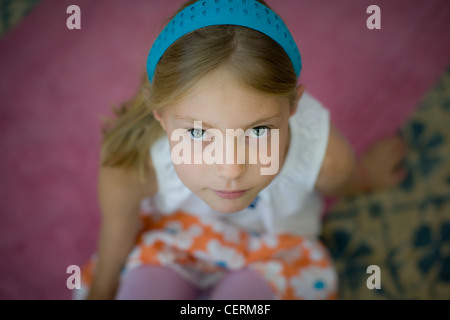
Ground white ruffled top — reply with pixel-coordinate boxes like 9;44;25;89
144;92;330;236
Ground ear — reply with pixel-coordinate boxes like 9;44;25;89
152;109;167;131
289;85;305;116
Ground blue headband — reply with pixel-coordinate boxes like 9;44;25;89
146;0;301;82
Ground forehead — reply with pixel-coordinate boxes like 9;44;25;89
165;71;290;127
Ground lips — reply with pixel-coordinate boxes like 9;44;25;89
214;190;248;199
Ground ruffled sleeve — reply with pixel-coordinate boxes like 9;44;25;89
283;91;330;190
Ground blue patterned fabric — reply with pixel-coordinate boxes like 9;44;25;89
322;66;450;299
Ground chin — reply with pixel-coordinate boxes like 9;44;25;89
207;199;250;214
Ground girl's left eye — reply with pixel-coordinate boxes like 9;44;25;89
248;126;269;138
188;128;205;140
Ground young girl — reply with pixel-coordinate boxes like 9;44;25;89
77;0;407;300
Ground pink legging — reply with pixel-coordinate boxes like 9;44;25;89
115;265;275;300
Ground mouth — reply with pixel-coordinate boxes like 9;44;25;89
213;189;248;200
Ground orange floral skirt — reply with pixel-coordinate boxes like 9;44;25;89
78;211;338;300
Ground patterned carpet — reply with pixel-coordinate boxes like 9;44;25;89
0;0;41;38
322;67;450;299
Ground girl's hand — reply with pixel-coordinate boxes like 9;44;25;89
357;134;408;193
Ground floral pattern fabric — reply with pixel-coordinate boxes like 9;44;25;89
79;211;338;300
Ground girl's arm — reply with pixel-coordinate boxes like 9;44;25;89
314;123;357;197
315;122;408;197
87;162;157;300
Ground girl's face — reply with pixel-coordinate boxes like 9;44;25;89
154;71;299;214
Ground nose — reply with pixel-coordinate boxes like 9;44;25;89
213;132;247;180
214;162;246;180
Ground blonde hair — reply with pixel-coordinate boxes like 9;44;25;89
100;0;299;180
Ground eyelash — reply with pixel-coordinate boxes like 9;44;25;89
187;126;271;141
248;126;270;138
188;128;207;141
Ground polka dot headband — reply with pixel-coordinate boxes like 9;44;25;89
146;0;301;82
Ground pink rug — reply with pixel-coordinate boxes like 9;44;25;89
1;0;449;299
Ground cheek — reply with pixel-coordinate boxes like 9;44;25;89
277;125;290;154
172;163;207;190
247;168;276;193
258;172;276;184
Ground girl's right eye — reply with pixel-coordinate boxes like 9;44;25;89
188;128;205;140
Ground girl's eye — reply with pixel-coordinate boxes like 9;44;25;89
248;126;269;138
188;128;205;140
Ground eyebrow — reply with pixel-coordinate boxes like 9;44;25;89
174;113;282;129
